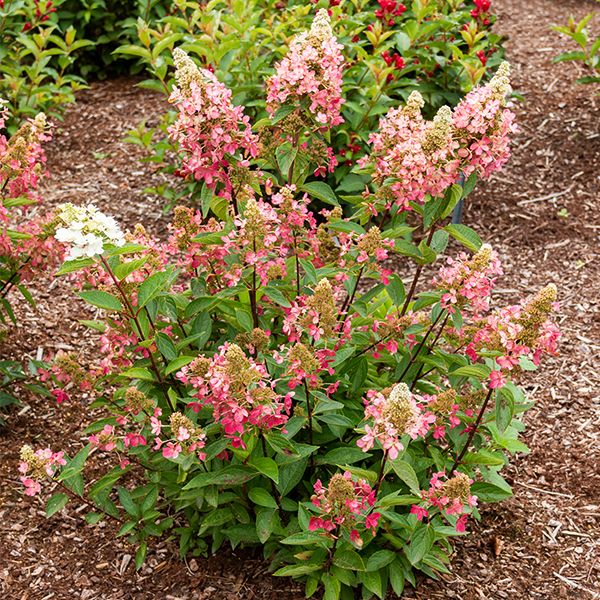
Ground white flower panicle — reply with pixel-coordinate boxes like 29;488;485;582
489;61;511;100
55;203;125;260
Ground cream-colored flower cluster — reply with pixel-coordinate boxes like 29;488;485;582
55;203;124;260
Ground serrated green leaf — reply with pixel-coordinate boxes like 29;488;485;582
390;459;420;495
300;182;339;206
79;290;123;311
444;224;482;252
45;493;69;517
250;457;279;483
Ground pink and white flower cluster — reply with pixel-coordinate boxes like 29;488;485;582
465;284;560;389
411;471;478;532
433;244;503;314
18;445;66;497
361;93;460;211
308;471;379;546
364;62;516;211
169;48;258;198
452;62;517;178
357;383;436;459
0;106;50;201
177;343;291;447
266;9;345;126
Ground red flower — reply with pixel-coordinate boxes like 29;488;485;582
474;0;491;10
51;388;69;404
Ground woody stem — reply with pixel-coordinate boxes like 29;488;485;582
398;310;445;383
100;256;164;385
373;449;389;498
451;388;494;472
400;225;437;316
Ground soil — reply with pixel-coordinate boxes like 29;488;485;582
1;0;599;598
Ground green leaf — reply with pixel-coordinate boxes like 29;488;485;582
389;559;405;595
386;274;405;307
79;290;123;311
305;576;319;598
273;563;322;576
156;332;177;361
280;531;326;545
248;487;278;509
444;224;482;252
470;481;512;502
85;512;104;525
113;257;148;281
366;549;396;571
322;573;341;600
58;444;91;482
250;457;279;483
319;447;370;466
496;388;515;433
359;570;384;599
452;364;491;380
390;459;420;495
184;466;258;489
120;367;155;381
118;486;139;518
135;542;147;570
333;548;366;572
263;286;291;308
300;182;339;206
117;521;137;537
463;450;505;466
165;355;195;376
256;508;276;543
137;269;173;308
45;493;69;517
405;524;435;565
277;458;308;495
275;142;298;177
518;356;538;371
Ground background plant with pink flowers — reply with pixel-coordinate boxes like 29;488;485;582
0;101;62;421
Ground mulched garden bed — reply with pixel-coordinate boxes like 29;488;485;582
1;0;598;598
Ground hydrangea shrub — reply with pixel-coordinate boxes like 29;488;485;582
20;11;559;599
0;101;62;416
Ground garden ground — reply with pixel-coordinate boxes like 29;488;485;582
1;0;599;598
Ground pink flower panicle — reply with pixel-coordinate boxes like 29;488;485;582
433;244;503;314
453;62;517;178
364;63;515;211
0;110;50;200
363;93;460;211
169;48;258;198
89;424;117;452
38;350;95;402
309;471;378;547
412;471;478;532
155;412;207;461
465;283;560;388
266;9;344;127
423;388;462;440
357;383;436;459
177;343;290;447
18;444;66;497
